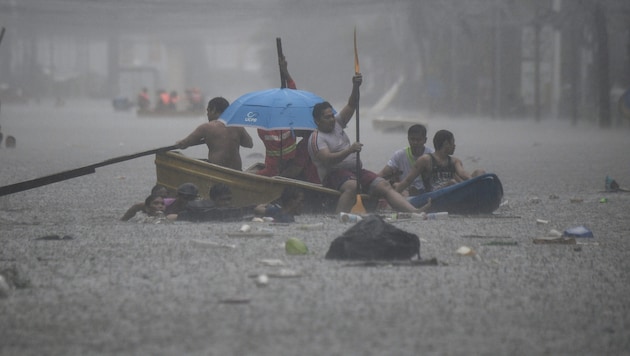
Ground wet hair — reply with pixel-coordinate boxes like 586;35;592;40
207;97;229;114
280;186;303;205
408;124;427;138
209;183;232;201
144;193;163;207
177;183;199;199
151;184;168;196
312;101;333;120
433;130;454;150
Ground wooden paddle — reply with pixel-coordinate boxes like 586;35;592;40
276;37;287;89
0;144;192;197
350;27;367;214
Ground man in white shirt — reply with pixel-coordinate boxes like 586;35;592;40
378;124;434;197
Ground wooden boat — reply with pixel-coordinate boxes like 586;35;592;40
137;109;205;118
155;151;351;213
408;173;504;214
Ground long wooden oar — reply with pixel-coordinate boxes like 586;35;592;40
0;144;186;197
350;27;367;214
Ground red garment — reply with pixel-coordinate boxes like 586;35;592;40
160;92;171;105
256;78;298;177
292;137;320;184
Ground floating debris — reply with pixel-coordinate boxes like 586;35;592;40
190;240;236;249
259;259;285;266
35;234;74;241
285;238;308;255
461;234;512;239
218;298;250;304
482;241;518;246
533;237;576;245
255;274;269;287
456;246;475;256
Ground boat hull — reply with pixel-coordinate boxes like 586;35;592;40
409;173;504;214
155;151;344;213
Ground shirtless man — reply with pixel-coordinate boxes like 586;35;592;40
394;129;485;196
176;97;253;170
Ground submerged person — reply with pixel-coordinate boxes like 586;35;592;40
175;97;253;170
378;124;434;197
308;73;430;214
128;194;169;224
164;183;200;215
121;184;169;221
253;186;304;223
172;184;256;222
394;129;485;203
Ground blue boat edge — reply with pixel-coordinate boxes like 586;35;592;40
409;173;504;214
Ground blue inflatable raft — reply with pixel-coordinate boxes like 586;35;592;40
408;173;503;214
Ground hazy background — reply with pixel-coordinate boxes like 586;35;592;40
0;0;629;126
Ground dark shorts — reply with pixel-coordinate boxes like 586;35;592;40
323;168;383;193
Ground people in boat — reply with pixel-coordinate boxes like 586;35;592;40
137;87;150;111
175;97;253;170
255;56;298;177
128;193;170;224
280;130;321;184
394;129;485;198
307;73;430;214
168;90;179;111
164;183;200;215
378;124;434;197
253;186;304;223
121;184;169;221
156;89;170;112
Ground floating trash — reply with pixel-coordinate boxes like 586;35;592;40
190;240;236;249
285;238;308;255
533;237;576;245
456;246;475;256
563;225;594;238
255;274;269;287
297;222;324;230
35;234;74;241
340;212;363;223
259;259;285;266
482;241;518;246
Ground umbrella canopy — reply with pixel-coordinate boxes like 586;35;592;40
219;88;334;131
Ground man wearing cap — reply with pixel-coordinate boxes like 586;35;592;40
164;183;199;215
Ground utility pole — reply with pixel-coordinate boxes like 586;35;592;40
551;0;562;120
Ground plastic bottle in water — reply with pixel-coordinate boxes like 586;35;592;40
340;212;363;223
424;212;448;220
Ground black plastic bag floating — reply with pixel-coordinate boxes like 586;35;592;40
325;215;420;260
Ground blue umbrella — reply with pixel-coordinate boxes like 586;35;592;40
218;88;334;131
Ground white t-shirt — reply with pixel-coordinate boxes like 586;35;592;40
308;117;357;182
386;145;434;192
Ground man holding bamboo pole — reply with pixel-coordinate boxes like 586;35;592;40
307;74;430;214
